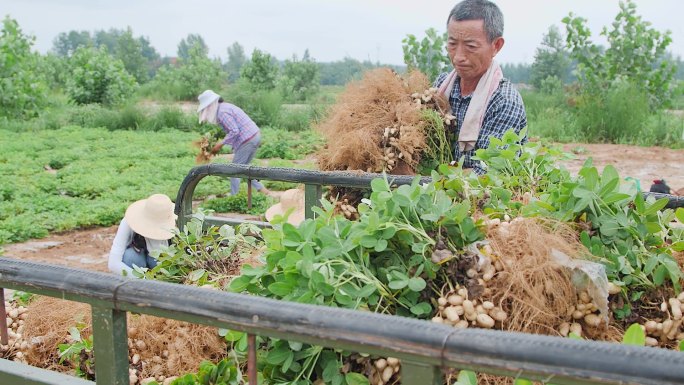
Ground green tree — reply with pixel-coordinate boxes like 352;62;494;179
318;57;378;85
500;63;532;84
0;16;47;118
402;28;451;81
38;52;69;89
55;28;160;82
152;43;225;100
94;28;160;82
66;46;137;105
225;41;246;82
113;27;149;83
93;28;122;52
52;30;92;57
240;48;279;91
279;50;320;102
177;33;208;61
530;25;571;90
563;0;675;108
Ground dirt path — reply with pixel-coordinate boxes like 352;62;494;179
2;226;116;272
560;143;684;193
3;144;682;271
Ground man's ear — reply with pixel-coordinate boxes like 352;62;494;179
492;37;505;56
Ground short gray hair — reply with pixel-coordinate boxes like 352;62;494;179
447;0;504;42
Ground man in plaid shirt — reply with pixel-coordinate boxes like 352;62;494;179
435;0;527;175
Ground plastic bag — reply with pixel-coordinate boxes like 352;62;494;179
551;249;609;322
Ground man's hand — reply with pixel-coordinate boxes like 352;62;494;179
210;142;223;155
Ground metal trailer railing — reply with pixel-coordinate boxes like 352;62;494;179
174;164;684;230
2;258;684;385
2;164;684;384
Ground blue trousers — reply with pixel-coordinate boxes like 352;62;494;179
231;134;264;195
122;246;158;270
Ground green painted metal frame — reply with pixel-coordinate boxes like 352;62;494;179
0;358;93;385
174;164;684;232
174;164;428;230
2;165;684;384
2;258;684;385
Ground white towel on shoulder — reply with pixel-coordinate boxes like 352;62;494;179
438;61;503;152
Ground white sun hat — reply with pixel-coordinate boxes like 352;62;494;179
197;89;221;112
265;189;305;226
124;194;177;240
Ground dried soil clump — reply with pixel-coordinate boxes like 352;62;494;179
316;68;449;174
486;218;585;335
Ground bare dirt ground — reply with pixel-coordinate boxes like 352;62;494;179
3;144;683;271
560;143;684;193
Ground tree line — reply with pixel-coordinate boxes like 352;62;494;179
1;0;683;121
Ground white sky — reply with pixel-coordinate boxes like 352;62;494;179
2;0;682;65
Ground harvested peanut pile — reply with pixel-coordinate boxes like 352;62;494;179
432;217;624;342
15;296;226;384
316;68;454;175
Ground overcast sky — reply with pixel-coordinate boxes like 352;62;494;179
2;0;682;65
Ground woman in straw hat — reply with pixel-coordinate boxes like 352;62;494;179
108;194;177;276
197;89;270;196
265;188;305;226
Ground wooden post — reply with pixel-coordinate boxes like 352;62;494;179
91;305;129;385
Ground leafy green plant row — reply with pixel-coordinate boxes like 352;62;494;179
0;124;323;244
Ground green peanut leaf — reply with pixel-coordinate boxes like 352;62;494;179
623;323;646;346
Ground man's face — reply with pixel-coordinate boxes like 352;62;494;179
446;19;503;83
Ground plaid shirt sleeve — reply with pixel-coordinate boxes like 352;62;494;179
218;109;240;147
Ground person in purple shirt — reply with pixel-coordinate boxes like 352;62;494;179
197;89;270;196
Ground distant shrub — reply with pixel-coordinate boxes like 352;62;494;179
145;106;199;132
638;111;684;147
279;106;312;132
574;79;650;143
148;51;225;100
225;80;282;127
66;46;137;105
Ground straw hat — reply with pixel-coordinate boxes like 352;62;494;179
265;189;305;226
197;89;220;112
124;194;177;240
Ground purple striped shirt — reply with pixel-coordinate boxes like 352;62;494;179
217;103;260;150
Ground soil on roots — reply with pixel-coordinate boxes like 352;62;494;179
21;297;227;379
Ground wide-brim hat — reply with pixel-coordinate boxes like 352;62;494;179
197;89;220;112
265;189;305;226
124;194;177;240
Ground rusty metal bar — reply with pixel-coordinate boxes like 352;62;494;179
247;178;253;210
0;289;8;345
248;334;257;385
